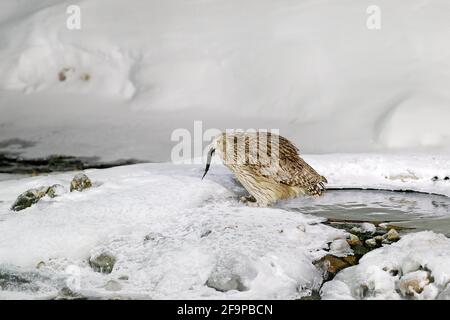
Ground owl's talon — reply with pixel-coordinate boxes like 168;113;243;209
239;195;256;204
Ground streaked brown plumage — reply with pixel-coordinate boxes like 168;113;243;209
203;131;327;206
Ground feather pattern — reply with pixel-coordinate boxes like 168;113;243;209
213;131;327;206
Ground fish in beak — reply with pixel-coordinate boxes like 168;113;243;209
202;148;215;180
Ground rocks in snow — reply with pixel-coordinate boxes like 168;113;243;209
365;238;377;248
329;239;352;257
11;184;65;211
314;255;357;281
398;270;430;296
89;252;116;274
70;173;92;192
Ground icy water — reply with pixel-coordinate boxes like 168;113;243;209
281;190;450;236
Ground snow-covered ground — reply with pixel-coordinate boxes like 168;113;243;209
0;163;346;299
0;158;449;299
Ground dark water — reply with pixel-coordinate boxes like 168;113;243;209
281;190;450;236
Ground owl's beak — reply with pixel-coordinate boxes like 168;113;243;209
202;148;215;180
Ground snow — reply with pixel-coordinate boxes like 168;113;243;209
0;0;450;162
321;231;450;300
0;0;449;300
0;163;345;299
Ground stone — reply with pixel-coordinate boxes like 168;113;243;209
360;223;376;234
385;229;400;242
398;271;430;296
314;255;351;281
89;252;116;274
342;255;358;266
329;239;351;254
46;184;65;198
70;173;92;192
350;243;369;257
55;287;87;300
11;186;50;211
374;235;384;242
365;238;377;248
347;234;362;246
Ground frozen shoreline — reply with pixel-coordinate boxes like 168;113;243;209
0;157;448;299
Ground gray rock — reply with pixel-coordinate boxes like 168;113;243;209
70;173;92;192
385;229;400;242
365;238;377;248
46;184;65;198
11;186;50;211
89;252;116;274
11;184;66;211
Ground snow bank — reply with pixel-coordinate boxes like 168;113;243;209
0;163;345;299
305;153;450;197
0;0;449;161
321;231;450;300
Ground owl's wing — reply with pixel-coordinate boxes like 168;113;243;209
246;135;327;196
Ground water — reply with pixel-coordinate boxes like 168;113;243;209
280;190;450;236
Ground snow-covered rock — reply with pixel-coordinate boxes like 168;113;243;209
321;231;450;300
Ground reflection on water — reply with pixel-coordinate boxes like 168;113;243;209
280;190;450;236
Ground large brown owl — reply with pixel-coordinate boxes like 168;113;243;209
202;131;327;206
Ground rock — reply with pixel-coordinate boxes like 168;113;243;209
11;183;66;212
347;234;362;246
11;186;50;211
329;239;351;255
55;287;87;300
360;223;376;234
70;173;92;192
374;235;384;242
314;255;352;281
398;271;430;296
46;184;65;198
300;290;321;300
342;255;358;266
89;252;116;274
350;243;369;257
104;280;122;291
365;238;378;248
385;229;400;242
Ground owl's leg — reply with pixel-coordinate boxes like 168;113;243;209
239;195;256;204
